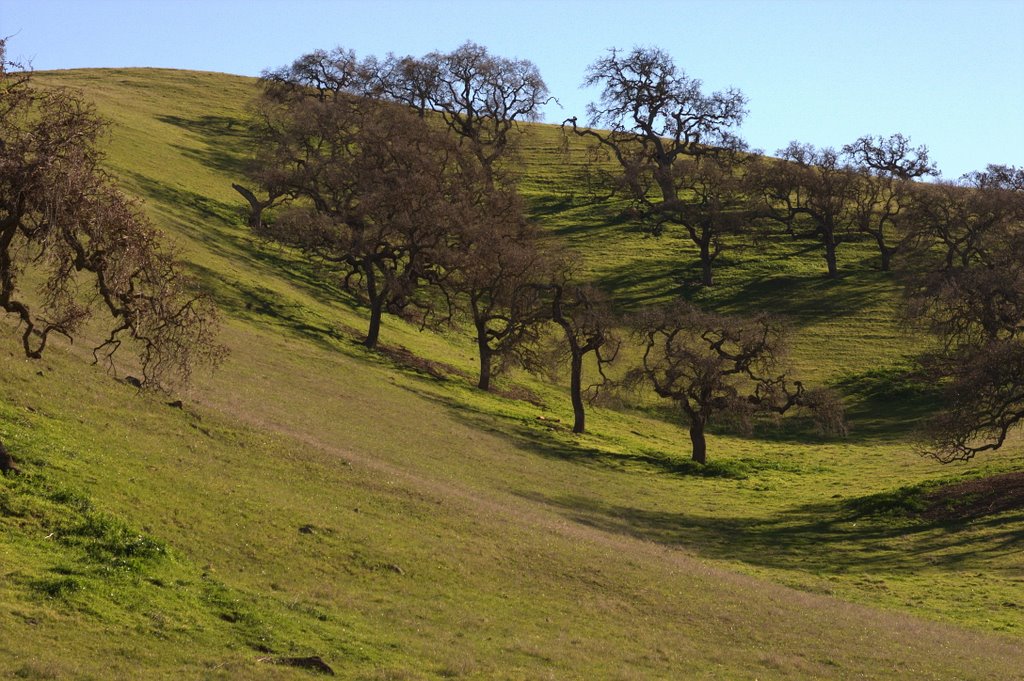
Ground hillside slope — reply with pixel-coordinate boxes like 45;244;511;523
0;68;1021;679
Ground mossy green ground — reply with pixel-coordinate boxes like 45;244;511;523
0;68;1021;679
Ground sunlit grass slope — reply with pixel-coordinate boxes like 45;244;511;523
0;67;1021;679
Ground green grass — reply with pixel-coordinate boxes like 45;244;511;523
0;67;1020;679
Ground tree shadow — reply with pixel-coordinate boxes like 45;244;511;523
122;170;375;351
186;262;363;353
592;256;689;309
525;194;576;218
125;171;347;302
155;113;251;176
397;376;821;481
515;488;1024;576
828;363;943;440
703;272;888;327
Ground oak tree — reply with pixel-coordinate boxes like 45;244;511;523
671;151;759;285
550;281;620;433
565;46;748;286
632;303;843;464
0;45;222;472
901;167;1024;461
754;143;858;279
843;134;936;271
418;41;550;185
448;198;552;391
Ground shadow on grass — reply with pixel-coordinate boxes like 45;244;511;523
525;194;577;219
516;487;1024;576
155;113;251;176
593;255;689;310
398;374;825;481
703;272;886;325
125;171;352;301
122;169;376;352
187;262;362;353
828;362;943;440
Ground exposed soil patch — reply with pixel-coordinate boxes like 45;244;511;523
921;472;1024;522
495;384;547;408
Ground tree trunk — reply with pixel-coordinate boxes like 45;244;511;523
824;236;839;279
231;183;265;231
569;351;585;433
0;439;18;475
364;297;383;349
477;343;492;391
879;243;894;272
363;265;382;349
700;247;714;287
689;419;707;465
475;320;492;391
687;225;716;287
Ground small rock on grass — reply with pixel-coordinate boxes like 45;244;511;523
257;655;335;676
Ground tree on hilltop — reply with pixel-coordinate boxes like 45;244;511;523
565;46;749;286
395;41;551;186
844;133;937;271
0;43;223;473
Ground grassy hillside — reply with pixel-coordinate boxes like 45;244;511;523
0;67;1021;679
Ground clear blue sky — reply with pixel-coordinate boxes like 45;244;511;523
2;0;1021;179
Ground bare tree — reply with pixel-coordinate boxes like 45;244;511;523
550;281;620;433
754;143;858;279
843;134;936;271
231;182;281;231
632;303;843;464
247;76;459;348
421;41;550;185
968;164;1024;192
901;168;1024;461
375;53;441;117
0;44;223;472
564;46;748;286
258;47;377;100
672;151;759;285
449;200;552;391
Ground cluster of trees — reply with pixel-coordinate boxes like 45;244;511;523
900;166;1024;461
238;43;552;390
564;47;941;284
6;35;1013;470
0;41;223;473
236;43;844;462
565;47;1024;464
237;43;1024;465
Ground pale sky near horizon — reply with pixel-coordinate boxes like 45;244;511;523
1;0;1021;179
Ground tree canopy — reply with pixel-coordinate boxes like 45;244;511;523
0;43;221;386
0;43;223;472
902;167;1024;461
565;46;749;285
632;303;844;464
